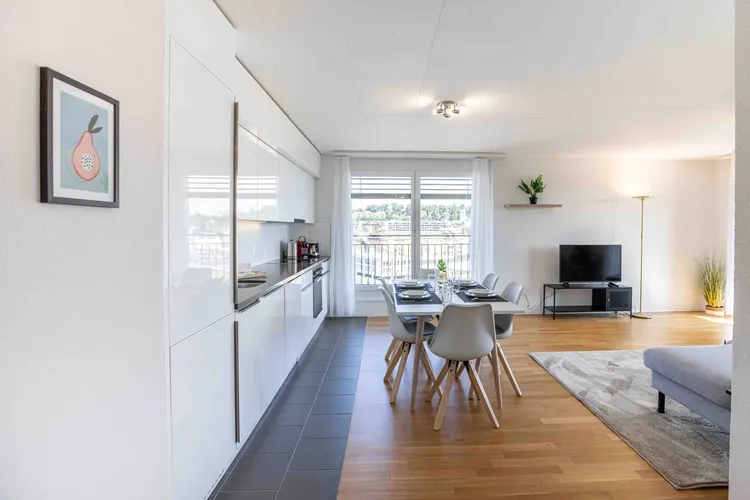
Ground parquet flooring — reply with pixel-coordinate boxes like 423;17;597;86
338;313;732;500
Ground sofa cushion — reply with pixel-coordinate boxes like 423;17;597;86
643;345;732;409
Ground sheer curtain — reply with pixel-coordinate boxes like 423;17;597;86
469;158;494;282
330;156;355;316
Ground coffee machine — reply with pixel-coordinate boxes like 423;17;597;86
308;242;320;259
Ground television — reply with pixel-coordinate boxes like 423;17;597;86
559;245;622;283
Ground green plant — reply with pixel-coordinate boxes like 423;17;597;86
698;256;726;308
436;259;447;272
518;174;546;198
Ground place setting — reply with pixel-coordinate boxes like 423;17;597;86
456;286;508;303
394;280;444;304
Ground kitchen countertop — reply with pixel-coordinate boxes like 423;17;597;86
236;256;330;311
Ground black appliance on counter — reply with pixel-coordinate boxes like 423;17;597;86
312;267;324;318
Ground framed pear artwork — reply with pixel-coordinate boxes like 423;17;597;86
40;67;119;207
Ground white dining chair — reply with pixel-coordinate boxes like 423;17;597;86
458;281;524;407
492;281;524;397
379;287;441;404
425;303;500;430
481;273;500;291
379;277;430;364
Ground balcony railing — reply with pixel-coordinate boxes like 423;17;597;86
354;238;470;285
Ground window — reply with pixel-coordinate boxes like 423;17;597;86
352;173;471;285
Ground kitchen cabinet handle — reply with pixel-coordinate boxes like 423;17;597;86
238;298;261;313
302;282;315;292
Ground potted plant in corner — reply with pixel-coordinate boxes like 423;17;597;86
698;256;726;316
518;174;546;204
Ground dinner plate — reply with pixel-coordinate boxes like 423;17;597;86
458;279;477;287
399;290;431;299
465;288;497;298
400;280;425;288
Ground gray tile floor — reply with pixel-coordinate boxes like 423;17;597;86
212;317;367;500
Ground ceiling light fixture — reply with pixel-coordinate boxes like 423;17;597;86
434;100;460;119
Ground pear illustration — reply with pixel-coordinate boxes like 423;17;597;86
72;114;102;181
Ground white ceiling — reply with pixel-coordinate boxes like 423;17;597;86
216;0;734;158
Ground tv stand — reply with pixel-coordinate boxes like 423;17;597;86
543;283;632;319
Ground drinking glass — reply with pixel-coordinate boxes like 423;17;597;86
427;273;437;293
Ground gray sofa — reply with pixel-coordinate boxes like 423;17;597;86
643;345;732;431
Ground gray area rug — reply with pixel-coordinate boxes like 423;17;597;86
529;350;729;490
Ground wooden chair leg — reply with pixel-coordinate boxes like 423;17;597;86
468;357;483;400
390;343;411;404
384;338;398;363
426;360;450;401
420;349;443;399
491;344;504;409
497;344;522;396
434;361;456;431
466;361;500;428
455;363;465;380
383;341;402;381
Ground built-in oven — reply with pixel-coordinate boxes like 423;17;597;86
312;267;324;318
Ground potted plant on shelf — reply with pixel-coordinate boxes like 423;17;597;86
698;256;726;316
518;174;546;204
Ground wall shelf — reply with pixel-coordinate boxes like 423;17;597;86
504;203;562;209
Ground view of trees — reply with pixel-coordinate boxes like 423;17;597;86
353;202;470;222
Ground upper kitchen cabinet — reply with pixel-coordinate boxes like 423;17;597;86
233;60;321;177
277;155;298;223
236;125;258;221
168;39;235;345
257;139;279;222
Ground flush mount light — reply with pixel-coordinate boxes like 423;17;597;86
434;100;460;119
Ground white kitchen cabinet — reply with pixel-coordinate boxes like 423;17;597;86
236;307;263;445
301;280;315;344
284;276;304;369
322;271;330;319
171;314;236;500
257;139;279;222
256;287;286;409
302;171;316;224
168;39;234;345
236;126;258;221
277;156;297;223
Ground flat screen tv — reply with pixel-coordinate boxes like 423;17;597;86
559;245;622;283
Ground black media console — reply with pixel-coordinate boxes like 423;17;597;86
542;283;633;319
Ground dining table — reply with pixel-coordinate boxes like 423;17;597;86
391;280;526;410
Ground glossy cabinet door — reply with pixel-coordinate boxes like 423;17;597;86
257;139;279;222
171;314;236;500
277;155;297;223
257;287;286;409
168;39;234;345
236;126;258;221
302;171;316;224
237;307;263;444
284;276;304;370
301;282;314;344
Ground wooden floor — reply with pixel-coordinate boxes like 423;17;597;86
338;313;732;500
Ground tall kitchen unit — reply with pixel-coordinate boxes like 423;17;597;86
166;39;238;500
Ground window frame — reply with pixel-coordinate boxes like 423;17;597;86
351;167;472;289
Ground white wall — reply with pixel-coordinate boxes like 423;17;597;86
494;157;731;313
731;0;750;495
0;0;170;499
316;155;731;316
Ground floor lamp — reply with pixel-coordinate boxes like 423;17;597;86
633;195;652;319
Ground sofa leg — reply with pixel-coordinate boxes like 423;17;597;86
657;391;666;414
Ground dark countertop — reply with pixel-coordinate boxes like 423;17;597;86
236;256;330;312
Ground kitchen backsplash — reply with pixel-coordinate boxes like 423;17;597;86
236;221;290;267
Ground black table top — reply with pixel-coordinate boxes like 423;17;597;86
544;283;632;290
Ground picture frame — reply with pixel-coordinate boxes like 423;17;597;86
40;67;119;208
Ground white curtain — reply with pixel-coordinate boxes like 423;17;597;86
330;156;356;316
469;158;494;283
725;153;735;316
